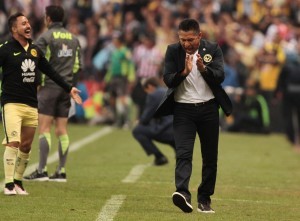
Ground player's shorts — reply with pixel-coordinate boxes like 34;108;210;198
2;103;38;144
106;76;128;97
38;86;71;118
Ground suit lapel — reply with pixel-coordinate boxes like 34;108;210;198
178;44;186;71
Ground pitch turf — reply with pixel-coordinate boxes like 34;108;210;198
0;124;300;221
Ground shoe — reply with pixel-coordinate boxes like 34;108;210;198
172;192;193;213
49;172;67;182
14;180;29;195
23;169;49;181
154;156;168;166
197;202;215;213
4;182;16;196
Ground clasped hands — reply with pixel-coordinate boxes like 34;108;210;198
181;53;206;76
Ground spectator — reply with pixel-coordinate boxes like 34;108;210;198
227;82;270;134
275;56;300;151
104;31;135;128
132;32;163;117
255;32;286;132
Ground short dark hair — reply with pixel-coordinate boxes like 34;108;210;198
141;77;160;89
45;5;64;22
178;18;200;34
8;12;24;33
140;32;156;44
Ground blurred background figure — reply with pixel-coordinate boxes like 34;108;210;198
132;32;163;117
255;31;286;132
275;55;300;152
104;31;135;128
132;77;175;166
227;81;270;134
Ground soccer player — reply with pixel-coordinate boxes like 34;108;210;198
24;5;82;182
0;12;82;195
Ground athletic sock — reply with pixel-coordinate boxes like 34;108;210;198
3;146;18;184
14;150;30;181
38;133;51;173
58;134;69;172
60;167;66;174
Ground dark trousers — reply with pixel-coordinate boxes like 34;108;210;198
282;97;300;145
131;80;147;117
132;124;175;156
173;100;219;204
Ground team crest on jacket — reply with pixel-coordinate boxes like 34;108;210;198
203;54;212;63
31;49;37;57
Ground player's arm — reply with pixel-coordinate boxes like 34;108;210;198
0;41;9;67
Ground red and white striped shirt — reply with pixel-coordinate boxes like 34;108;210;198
133;44;163;78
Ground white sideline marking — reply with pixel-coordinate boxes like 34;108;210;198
96;195;126;221
214;197;281;205
0;127;113;191
92;163;150;220
96;161;150;220
121;163;151;183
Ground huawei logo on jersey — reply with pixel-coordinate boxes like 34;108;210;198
21;59;36;83
21;59;35;72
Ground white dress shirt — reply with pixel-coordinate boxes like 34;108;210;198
174;52;214;103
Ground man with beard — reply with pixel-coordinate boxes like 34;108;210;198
0;12;82;195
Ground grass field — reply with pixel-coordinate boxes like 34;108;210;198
0;124;300;221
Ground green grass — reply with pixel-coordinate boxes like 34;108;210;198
0;124;300;221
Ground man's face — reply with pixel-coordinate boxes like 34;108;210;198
13;16;31;40
178;30;201;55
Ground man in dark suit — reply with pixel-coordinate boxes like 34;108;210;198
275;56;300;151
155;19;232;213
132;77;175;166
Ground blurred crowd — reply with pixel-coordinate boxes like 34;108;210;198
0;0;300;137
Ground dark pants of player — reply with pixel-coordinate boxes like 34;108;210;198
132;124;175;156
173;99;219;204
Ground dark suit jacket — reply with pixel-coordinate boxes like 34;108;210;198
155;39;232;117
140;86;173;133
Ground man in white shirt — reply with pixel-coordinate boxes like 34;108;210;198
155;18;232;214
